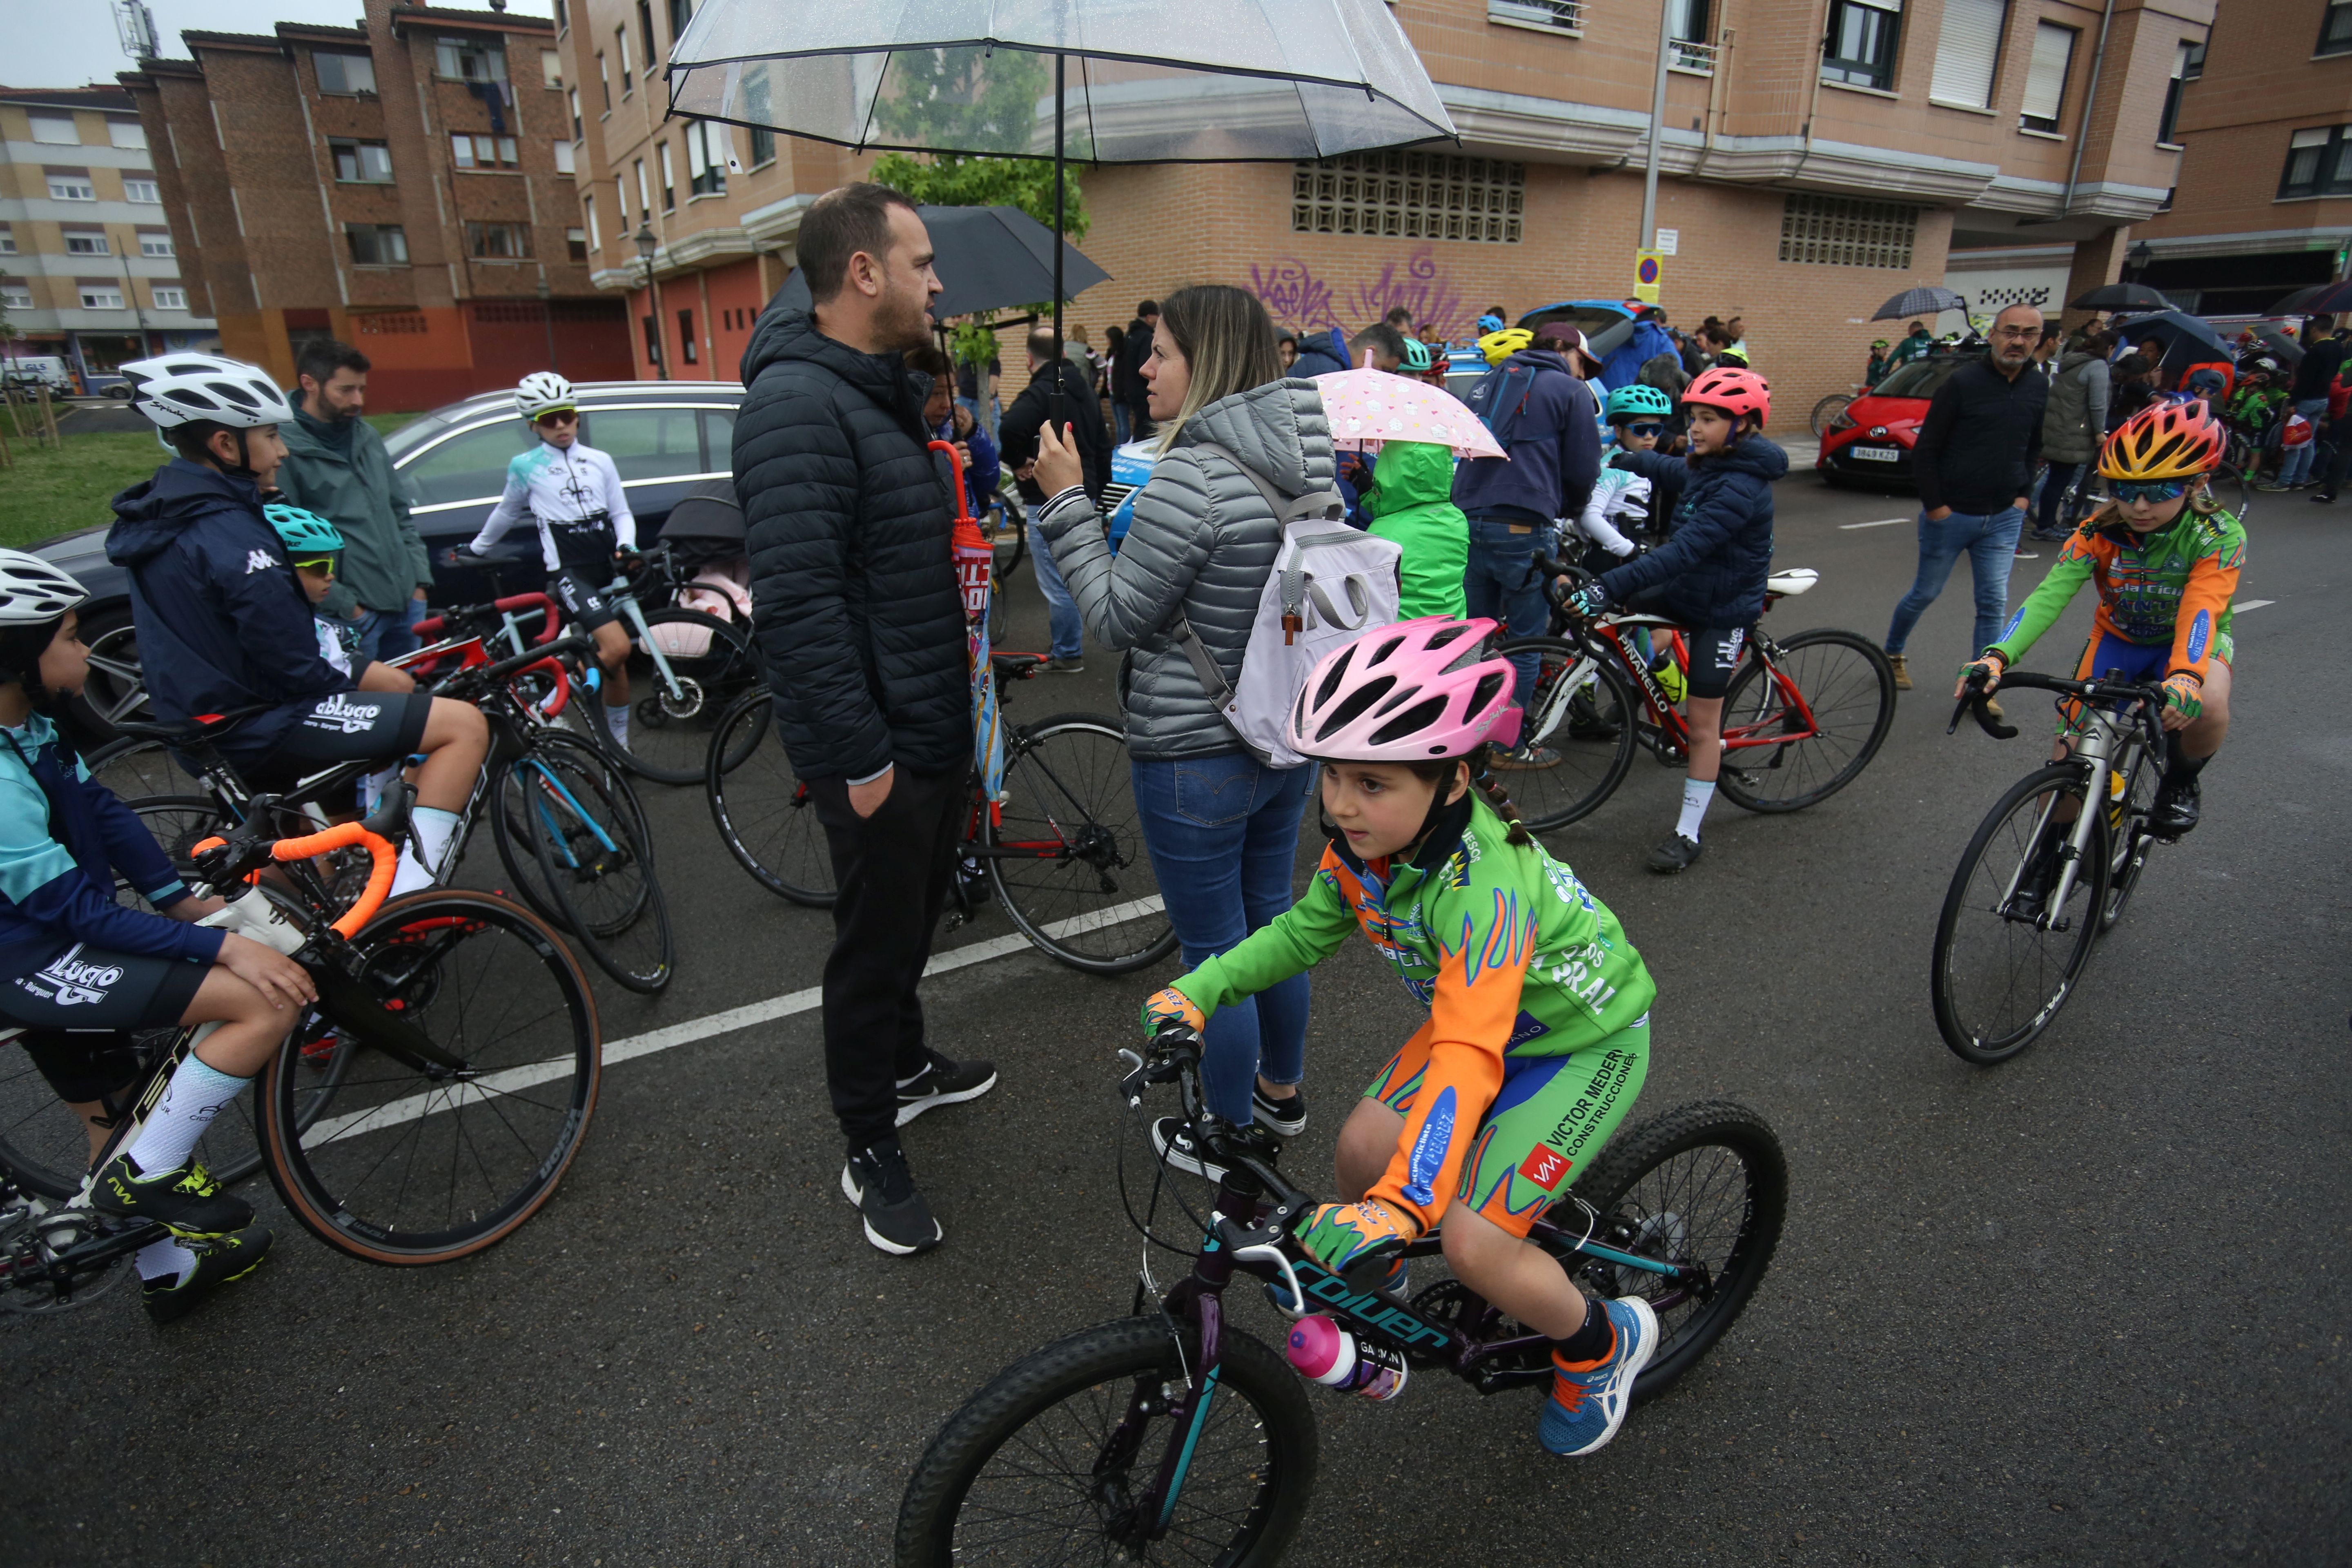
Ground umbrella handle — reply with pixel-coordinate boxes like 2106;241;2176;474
930;438;975;525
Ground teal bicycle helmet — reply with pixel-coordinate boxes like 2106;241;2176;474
264;503;344;557
1604;383;1675;421
1401;338;1433;373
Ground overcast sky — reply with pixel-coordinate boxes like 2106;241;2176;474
3;0;556;91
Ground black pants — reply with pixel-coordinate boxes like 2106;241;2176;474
808;764;969;1148
2037;460;2087;533
2320;414;2352;497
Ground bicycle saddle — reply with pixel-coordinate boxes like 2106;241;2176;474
989;651;1049;676
1765;568;1818;598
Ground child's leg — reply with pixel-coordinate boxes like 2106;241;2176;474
394;697;489;891
357;660;417;695
594;619;631;716
1441;1204;1588;1338
120;967;297;1176
1334;1096;1405;1202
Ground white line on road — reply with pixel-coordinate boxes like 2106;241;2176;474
310;896;1168;1145
2234;599;2275;612
1839;517;1911;530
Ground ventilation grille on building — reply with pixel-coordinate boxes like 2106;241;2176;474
357;311;430;335
1293;153;1525;243
1776;193;1917;270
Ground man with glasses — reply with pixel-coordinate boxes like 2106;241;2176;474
1881;303;2050;710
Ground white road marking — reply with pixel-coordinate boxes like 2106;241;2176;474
1839;517;1911;530
2233;599;2274;612
307;896;1168;1146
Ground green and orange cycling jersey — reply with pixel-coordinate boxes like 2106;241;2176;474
1168;793;1657;1237
1988;505;2245;682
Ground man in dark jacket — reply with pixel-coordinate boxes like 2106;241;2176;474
732;183;995;1256
1451;323;1602;760
2271;318;2346;490
998;327;1110;670
1122;301;1160;441
1884;303;2048;705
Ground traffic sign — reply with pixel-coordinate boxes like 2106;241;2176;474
1635;251;1664;305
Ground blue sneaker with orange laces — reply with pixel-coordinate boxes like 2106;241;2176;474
1539;1296;1657;1457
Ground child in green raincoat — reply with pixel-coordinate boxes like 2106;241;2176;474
1356;441;1469;619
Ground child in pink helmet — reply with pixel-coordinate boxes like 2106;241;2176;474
1141;617;1665;1459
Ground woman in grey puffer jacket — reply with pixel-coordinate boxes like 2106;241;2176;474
1029;284;1327;1150
2034;329;2113;539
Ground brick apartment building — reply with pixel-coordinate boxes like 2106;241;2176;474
119;0;632;411
563;0;2201;415
0;85;218;390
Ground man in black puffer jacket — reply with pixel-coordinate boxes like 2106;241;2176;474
733;183;994;1258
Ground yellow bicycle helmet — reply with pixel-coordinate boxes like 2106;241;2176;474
2097;400;2225;482
1478;327;1533;366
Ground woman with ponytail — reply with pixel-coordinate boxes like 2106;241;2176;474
1136;617;1667;1461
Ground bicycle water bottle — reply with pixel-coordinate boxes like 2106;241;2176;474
1285;1314;1409;1403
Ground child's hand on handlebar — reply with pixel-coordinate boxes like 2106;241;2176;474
2160;672;2203;728
217;932;316;1010
1562;582;1611;619
1953;652;2006;699
1141;987;1204;1037
1297;1198;1419;1274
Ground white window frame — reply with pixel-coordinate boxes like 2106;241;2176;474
140;234;175;257
79;286;125;310
658;141;676;211
542;49;564;88
2019;22;2075;133
29;114;78;145
63;231;109;256
151;285;187;310
108;120;147;150
554;138;576;175
0;284;32;310
48;176;97;202
123;178;162;203
584;192;600;251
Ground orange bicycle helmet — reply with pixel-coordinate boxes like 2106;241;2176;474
2098;400;2225;481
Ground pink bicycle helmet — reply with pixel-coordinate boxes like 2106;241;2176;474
1288;617;1524;761
1682;365;1771;426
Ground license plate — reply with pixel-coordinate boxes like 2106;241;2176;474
1849;445;1900;461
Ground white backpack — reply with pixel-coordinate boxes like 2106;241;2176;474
1167;441;1403;770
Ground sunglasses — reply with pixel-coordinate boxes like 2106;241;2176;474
292;556;338;574
535;409;580;426
2111;480;2188;504
1623;422;1667;437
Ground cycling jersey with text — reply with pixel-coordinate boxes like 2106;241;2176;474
1990;505;2244;682
468;441;638;570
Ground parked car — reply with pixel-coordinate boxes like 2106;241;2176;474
2;355;75;396
1815;354;1972;489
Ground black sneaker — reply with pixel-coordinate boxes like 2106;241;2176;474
143;1226;273;1324
2313;491;2338;505
1646;833;1704;874
1252;1082;1307;1138
89;1156;254;1238
1150;1116;1231;1182
840;1139;942;1256
2030;527;2069;541
896;1049;998;1127
2150;773;2201;838
1045;655;1085;673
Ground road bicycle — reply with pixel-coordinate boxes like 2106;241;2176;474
0;793;600;1313
1931;669;2173;1065
1498;556;1898;831
703;653;1178;976
893;1024;1786;1565
1810;384;1862;437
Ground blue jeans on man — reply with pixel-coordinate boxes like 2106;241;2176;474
1128;754;1312;1125
2276;397;2330;487
351;596;429;664
1885;505;2024;660
1030;529;1084;662
1112;401;1133;447
1462;513;1552;703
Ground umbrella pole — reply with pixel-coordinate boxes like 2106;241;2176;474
1051;52;1067;437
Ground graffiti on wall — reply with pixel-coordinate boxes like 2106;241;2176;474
1246;246;1476;342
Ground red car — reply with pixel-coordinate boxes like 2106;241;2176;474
1815;355;1973;489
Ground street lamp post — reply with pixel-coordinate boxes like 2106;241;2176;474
535;275;558;373
633;225;667;381
2125;241;2154;283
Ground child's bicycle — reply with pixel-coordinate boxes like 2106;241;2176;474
893;1025;1785;1565
0;792;601;1313
1498;555;1897;831
1931;668;2173;1064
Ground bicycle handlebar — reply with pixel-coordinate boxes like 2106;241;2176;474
433;633;597;697
1127;1024;1322;1262
1948;668;2169;743
191;820;397;941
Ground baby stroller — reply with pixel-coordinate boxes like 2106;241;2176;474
646;479;755;661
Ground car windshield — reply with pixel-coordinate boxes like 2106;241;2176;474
1871;357;1972;400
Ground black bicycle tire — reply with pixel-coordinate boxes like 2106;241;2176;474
2100;744;2161;933
1492;636;1640;831
603;608;760;786
1715;627;1897;813
1561;1098;1788;1405
984;713;1178;975
520;741;673;992
1809;392;1852;438
895;1315;1317;1568
1931;764;2110;1065
258;888;601;1265
704;686;839;907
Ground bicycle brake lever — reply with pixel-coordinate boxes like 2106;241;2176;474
1116;1049;1147;1106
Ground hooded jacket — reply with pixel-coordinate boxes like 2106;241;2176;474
733;310;971;782
274;406;432;617
1599;318;1680;394
105;460;350;757
1449;349;1601;524
998;357;1113;503
1359;441;1469;618
2040;351;2111;465
1289;327;1350;380
1597;437;1787;629
1034;378;1334;761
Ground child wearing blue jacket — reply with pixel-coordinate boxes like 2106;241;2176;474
1566;367;1785;874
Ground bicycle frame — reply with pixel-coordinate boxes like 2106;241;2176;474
1543;615;1825;765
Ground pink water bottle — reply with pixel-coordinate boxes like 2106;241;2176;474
1285;1314;1409;1403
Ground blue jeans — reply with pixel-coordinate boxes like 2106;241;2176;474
1031;532;1083;659
1130;753;1312;1125
1462;516;1551;703
352;597;428;664
1885;506;2024;659
1112;401;1133;446
2276;398;2329;486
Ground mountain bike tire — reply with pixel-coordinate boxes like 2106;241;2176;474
258;888;599;1265
1492;637;1639;831
895;1315;1316;1568
704;686;837;907
1715;628;1896;813
601;608;761;786
985;713;1177;975
1931;764;2109;1065
518;739;673;993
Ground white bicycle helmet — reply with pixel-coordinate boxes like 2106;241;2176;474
0;551;89;624
516;371;577;420
120;352;294;430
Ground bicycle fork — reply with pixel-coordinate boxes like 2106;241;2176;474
2001;730;2116;930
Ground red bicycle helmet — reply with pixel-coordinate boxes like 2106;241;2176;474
1682;365;1771;426
2098;399;2225;481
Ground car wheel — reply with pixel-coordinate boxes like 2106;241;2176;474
107;385;133;401
75;608;149;739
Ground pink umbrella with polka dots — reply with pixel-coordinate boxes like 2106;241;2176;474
1310;367;1508;459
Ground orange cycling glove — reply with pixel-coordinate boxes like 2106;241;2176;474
2162;673;2203;722
1297;1198;1420;1275
1140;987;1205;1036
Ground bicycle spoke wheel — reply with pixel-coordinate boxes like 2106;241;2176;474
518;738;673;992
1931;764;2109;1065
895;1316;1316;1568
0;1032;153;1199
1809;392;1852;438
2101;746;2162;932
83;737;206;802
259;889;600;1265
986;714;1176;975
607;608;761;786
1716;628;1896;813
705;688;837;906
1492;637;1637;831
1558;1099;1788;1405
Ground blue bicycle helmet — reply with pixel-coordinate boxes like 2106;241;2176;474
1604;383;1676;421
264;503;344;557
1476;312;1506;334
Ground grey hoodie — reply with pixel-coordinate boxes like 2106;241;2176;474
1035;378;1333;762
2041;350;2111;464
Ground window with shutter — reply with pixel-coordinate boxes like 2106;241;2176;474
1931;0;2008;109
1822;0;1902;91
2019;23;2074;132
2157;39;2203;145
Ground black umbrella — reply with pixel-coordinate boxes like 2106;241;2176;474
2069;281;2169;312
2112;309;2232;370
2251;325;2305;366
660;478;744;541
762;205;1111;321
1872;285;1968;321
2264;279;2352;317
